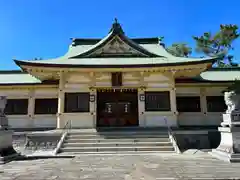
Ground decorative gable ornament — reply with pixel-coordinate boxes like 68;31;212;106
69;18;160;59
90;36;146;57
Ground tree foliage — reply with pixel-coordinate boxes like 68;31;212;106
225;79;240;94
166;43;192;57
193;24;239;67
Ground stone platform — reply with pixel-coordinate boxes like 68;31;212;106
2;153;240;179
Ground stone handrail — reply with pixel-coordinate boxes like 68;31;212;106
164;117;181;153
54;120;72;155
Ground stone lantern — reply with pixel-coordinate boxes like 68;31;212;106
212;80;240;162
0;96;19;164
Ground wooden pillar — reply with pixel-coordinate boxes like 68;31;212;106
169;71;178;127
138;72;146;127
200;88;207;117
27;89;35;128
89;72;96;127
170;88;177;114
138;89;145;127
57;72;65;129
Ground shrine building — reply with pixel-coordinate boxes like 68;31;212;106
1;20;240;130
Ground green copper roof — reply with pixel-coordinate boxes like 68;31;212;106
200;68;240;81
14;43;218;68
14;20;219;68
0;71;41;85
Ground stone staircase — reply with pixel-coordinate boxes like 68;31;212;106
59;128;176;154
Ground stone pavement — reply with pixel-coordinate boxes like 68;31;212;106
1;153;240;179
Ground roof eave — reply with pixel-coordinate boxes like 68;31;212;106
13;57;218;69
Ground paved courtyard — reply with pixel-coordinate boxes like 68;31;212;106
1;153;240;180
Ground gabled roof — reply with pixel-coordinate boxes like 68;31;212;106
14;19;219;69
70;19;160;58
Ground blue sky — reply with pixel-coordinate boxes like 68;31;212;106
0;0;240;70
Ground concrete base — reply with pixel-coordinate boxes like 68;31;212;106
211;126;240;162
222;112;240;127
211;149;240;162
0;130;19;164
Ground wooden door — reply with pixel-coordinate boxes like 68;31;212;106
97;90;138;127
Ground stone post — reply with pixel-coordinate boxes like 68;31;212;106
0;96;19;164
0;96;8;129
212;91;240;162
170;87;178;127
138;89;145;127
57;72;65;129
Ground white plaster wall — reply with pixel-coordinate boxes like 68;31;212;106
64;83;89;91
95;73;111;81
176;86;226;126
178;113;204;126
122;72;140;86
205;87;226;96
123;72;138;80
66;73;90;83
33;115;57;128
62;113;95;128
176;87;201;95
8;115;32;128
144;73;170;82
34;89;58;98
0;90;30;98
8;115;57;129
147;83;171;88
94;73;111;87
95;81;111;87
176;86;226;96
205;112;223;125
178;112;222;126
122;80;139;86
141;73;174;127
0;88;58;99
143;112;177;127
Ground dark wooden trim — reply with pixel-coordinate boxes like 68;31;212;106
14;58;217;69
72;37;160;46
0;70;25;74
175;78;233;83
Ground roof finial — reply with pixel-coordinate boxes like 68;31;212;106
110;18;124;34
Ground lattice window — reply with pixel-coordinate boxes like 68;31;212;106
5;99;28;115
35;98;58;114
64;93;90;113
176;96;201;112
206;96;226;112
145;91;171;111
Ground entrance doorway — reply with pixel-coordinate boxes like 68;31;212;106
97;89;139;127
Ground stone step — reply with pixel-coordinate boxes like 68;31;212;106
68;131;169;136
60;146;175;153
66;134;169;139
62;141;172;148
68;127;168;132
59;151;175;155
64;138;170;143
231;154;240;159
